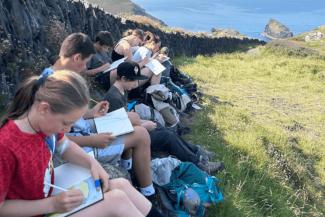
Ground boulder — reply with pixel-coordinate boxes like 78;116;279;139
305;31;324;42
263;19;293;39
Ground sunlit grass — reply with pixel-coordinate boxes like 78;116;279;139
175;47;325;216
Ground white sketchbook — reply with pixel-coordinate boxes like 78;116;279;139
94;107;134;136
103;57;127;73
145;59;166;75
48;159;103;217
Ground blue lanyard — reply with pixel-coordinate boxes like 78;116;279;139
44;135;56;154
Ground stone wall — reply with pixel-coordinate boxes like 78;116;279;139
0;0;263;106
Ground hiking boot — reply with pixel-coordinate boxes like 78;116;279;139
196;145;216;160
197;161;225;174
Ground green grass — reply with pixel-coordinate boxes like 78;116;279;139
291;26;325;55
175;47;325;216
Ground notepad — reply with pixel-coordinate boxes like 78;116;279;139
103;57;127;73
47;161;103;217
94;108;134;136
145;59;166;75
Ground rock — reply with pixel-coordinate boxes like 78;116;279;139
262;19;293;39
305;31;324;42
211;28;246;39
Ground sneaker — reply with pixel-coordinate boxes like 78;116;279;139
197;161;225;174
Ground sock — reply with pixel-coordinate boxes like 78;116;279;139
120;158;132;170
140;184;155;196
146;206;164;217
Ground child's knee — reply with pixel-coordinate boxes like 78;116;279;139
128;112;141;126
109;177;132;190
103;189;132;215
134;126;150;143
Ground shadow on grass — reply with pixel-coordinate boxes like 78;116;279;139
185;99;323;217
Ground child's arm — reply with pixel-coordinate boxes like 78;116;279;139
84;63;111;76
67;133;116;149
141;120;157;131
83;101;109;119
0;190;83;216
58;137;110;192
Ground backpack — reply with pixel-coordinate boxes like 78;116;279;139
134;103;166;127
158;162;224;217
161;77;192;113
146;84;180;127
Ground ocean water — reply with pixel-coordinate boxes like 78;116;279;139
132;0;325;39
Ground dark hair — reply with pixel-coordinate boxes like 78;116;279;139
95;31;114;47
1;70;90;128
144;31;160;44
123;29;145;41
59;33;96;59
122;29;133;37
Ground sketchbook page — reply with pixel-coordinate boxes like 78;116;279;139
94;107;134;136
160;56;170;63
145;59;166;75
48;164;103;217
103;57;127;73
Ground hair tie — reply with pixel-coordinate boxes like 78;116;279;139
33;68;54;95
36;68;54;88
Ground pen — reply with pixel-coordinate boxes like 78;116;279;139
95;179;101;191
90;98;99;104
44;182;68;192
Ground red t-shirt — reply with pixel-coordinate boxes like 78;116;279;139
0;120;64;215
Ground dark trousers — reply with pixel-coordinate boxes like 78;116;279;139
149;126;199;163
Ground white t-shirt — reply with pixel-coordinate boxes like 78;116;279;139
132;46;152;62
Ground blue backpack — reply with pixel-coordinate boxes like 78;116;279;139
158;162;224;217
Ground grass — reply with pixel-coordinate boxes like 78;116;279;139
291;26;325;55
174;46;325;216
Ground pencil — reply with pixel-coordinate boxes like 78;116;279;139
90;98;99;104
44;182;68;192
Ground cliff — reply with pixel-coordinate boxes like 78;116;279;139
0;0;263;106
84;0;167;27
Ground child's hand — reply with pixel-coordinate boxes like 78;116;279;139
141;120;157;131
98;63;111;72
90;159;110;192
156;54;167;62
94;133;116;148
52;189;84;213
142;57;150;65
91;101;109;118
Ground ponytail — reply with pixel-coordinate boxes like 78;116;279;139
1;77;38;127
1;70;89;128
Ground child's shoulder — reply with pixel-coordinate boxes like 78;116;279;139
0;120;16;137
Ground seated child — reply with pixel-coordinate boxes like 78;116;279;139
43;32;156;199
132;32;162;86
105;61;225;174
67;103;157;198
85;31;116;90
0;70;163;217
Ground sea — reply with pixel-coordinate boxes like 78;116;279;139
132;0;325;40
